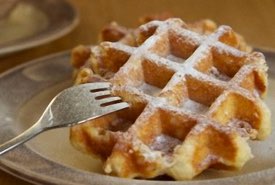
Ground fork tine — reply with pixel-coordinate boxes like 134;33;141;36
102;102;129;114
86;82;111;91
99;96;122;105
92;90;111;98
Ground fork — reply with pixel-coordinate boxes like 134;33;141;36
0;82;129;155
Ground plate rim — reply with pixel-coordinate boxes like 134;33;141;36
0;0;79;56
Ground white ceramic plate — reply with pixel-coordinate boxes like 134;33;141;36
0;0;79;56
0;50;274;185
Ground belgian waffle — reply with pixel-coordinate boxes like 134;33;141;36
70;18;270;180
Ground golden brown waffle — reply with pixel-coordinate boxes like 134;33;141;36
70;18;270;180
99;17;250;52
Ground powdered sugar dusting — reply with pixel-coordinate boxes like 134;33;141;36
166;54;186;63
132;139;163;162
181;99;209;114
150;134;182;154
214;41;247;58
209;66;231;81
139;82;161;96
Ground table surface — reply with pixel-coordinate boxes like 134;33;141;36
0;0;275;184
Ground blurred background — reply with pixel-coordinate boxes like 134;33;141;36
0;0;275;184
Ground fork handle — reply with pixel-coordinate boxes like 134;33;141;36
0;122;44;155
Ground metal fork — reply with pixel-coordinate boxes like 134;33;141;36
0;82;129;155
